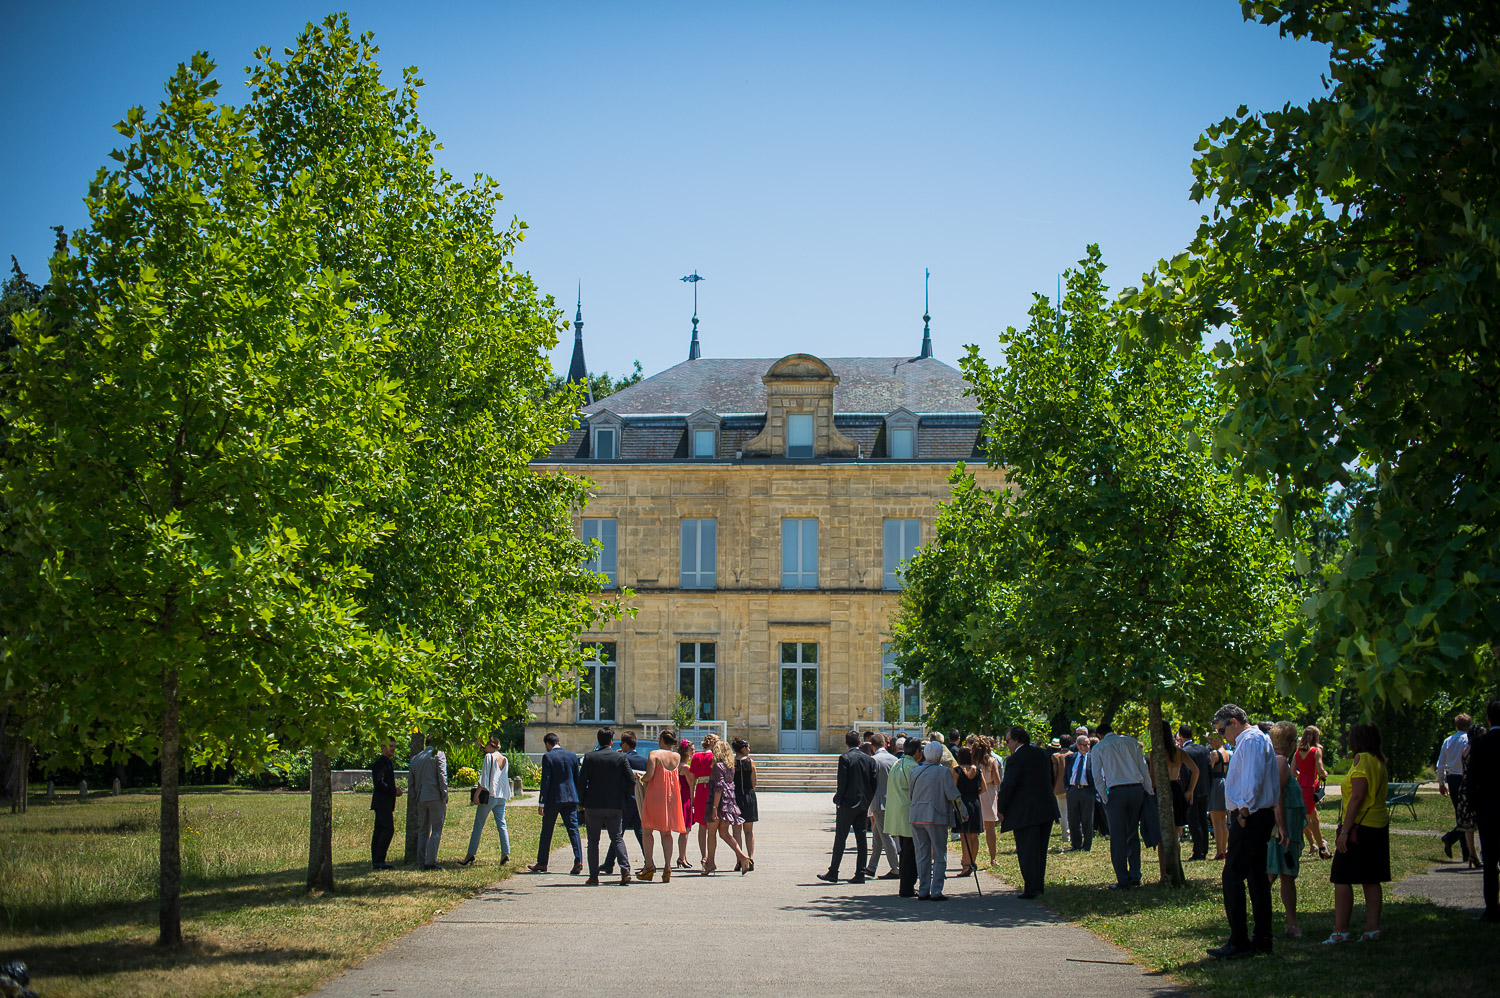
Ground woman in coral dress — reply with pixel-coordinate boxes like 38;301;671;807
638;728;688;881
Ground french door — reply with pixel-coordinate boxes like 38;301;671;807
778;642;819;752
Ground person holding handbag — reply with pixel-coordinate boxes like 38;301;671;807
461;730;511;867
953;747;984;876
908;739;962;900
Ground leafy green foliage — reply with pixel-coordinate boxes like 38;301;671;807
898;248;1295;730
1129;0;1500;705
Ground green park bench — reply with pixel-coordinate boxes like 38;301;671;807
1385;781;1421;821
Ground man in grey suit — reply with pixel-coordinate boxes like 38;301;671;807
865;732;901;879
408;735;449;870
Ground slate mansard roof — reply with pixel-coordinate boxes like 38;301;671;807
537;355;986;464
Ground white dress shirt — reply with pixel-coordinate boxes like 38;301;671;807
1224;725;1279;813
1090;733;1152;802
1436;731;1469;781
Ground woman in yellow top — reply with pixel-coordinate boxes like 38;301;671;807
1323;722;1390;945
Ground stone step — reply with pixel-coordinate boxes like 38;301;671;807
751;753;838;793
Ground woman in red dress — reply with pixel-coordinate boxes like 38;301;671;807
676;739;695;870
690;733;718;868
1295;725;1331;858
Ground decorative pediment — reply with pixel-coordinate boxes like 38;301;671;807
763;353;838;383
742;354;858;458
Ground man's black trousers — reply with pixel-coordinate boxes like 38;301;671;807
586;807;630;878
1013;823;1051;895
1440;775;1471;860
371;809;395;865
897;835;918;896
829;805;868;878
1186;792;1210;859
1481;820;1499;917
1222;808;1277;948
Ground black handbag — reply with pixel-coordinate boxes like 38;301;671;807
471;786;491;805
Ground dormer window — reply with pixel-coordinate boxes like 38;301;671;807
786;413;814;458
595;427;617;460
884;408;918;460
588;409;623;461
687;409;721;460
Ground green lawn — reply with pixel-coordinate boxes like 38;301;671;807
1;788;539;998
987;797;1496;998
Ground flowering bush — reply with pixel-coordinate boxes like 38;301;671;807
452;766;479;787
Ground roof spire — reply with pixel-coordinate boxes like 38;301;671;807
919;268;933;359
568;282;592;404
681;270;705;360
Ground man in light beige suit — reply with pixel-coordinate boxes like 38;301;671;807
409;735;449;869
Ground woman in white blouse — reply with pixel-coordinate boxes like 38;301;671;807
461;731;512;866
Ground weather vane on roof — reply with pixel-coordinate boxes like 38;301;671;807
681;270;705;360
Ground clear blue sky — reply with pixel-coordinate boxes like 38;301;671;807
4;1;1329;379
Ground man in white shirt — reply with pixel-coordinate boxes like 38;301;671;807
1437;714;1473;861
1209;704;1281;959
1090;721;1153;889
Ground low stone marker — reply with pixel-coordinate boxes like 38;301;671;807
78;779;88;802
113;777;121;796
46;780;55;801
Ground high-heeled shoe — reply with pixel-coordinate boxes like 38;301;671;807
661;867;671;883
701;861;716;875
1469;857;1482;870
636;866;656;882
459;854;476;866
1318;844;1332;860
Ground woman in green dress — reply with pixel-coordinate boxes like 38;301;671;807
1267;720;1306;937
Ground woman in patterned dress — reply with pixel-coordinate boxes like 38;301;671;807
702;737;753;874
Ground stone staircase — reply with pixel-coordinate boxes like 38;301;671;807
754;753;838;793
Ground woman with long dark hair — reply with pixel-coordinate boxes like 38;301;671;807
1324;722;1390;944
954;746;984;876
731;737;758;870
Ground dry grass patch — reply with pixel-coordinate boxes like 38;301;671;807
1;788;538;998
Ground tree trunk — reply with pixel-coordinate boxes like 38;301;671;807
8;736;32;814
403;732;423;864
307;750;335;892
1148;696;1185;887
158;663;184;946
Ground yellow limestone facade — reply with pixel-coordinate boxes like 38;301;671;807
527;352;1006;753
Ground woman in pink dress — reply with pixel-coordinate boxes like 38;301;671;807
973;735;1002;865
690;733;718;867
676;740;695;870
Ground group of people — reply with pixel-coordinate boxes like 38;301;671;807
370;699;1500;939
818;727;1058;900
524;727;759;884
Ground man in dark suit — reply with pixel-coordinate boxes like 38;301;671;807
579;727;635;886
370;736;403;870
818;729;878;884
1469;701;1500;922
530;731;584;875
1064;735;1096;851
997;725;1058;899
602;731;648;876
1179;724;1213;861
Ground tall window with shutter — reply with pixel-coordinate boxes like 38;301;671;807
581;518;617;588
882;518;920;590
781;518;819;589
680;518;717;589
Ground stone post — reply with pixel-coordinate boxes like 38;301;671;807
113;777;122;796
46;779;55;801
79;779;88;802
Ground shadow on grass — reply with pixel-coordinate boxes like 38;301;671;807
5;858;496;936
12;936;334;980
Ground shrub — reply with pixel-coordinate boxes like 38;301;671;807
506;750;540;788
452;767;478;787
351;778;374;794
